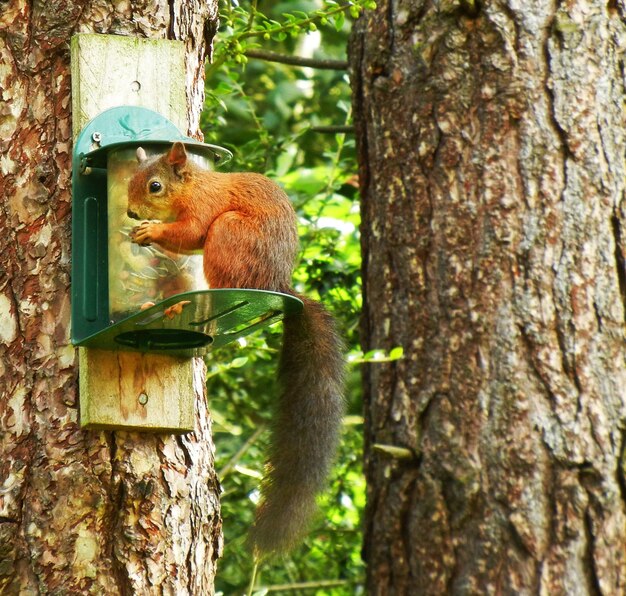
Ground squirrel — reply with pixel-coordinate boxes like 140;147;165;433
126;142;345;555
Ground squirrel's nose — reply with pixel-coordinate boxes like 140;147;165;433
127;209;139;219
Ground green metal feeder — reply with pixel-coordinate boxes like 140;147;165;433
71;106;302;358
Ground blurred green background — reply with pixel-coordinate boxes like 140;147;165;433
200;2;384;594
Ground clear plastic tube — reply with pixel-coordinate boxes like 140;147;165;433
107;146;209;323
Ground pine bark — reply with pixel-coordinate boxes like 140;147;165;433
351;1;626;594
0;1;221;593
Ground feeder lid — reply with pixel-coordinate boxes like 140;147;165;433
75;105;232;170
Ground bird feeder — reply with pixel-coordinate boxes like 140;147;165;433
71;106;302;358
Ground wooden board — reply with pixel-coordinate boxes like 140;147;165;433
71;33;197;432
78;349;195;432
71;34;187;132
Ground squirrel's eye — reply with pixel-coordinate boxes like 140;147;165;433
149;181;162;193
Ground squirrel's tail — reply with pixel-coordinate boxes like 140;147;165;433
249;294;345;555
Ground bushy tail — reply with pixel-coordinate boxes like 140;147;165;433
249;294;345;555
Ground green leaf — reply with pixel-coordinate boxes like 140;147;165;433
230;357;249;368
389;346;404;360
333;11;345;31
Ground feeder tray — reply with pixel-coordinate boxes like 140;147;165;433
75;289;302;358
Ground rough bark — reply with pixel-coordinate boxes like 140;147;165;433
0;1;221;593
351;0;626;594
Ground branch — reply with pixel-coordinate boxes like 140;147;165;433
257;579;354;593
309;125;354;134
245;49;348;70
219;425;266;478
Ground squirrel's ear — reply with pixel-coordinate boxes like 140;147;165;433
167;142;188;175
136;147;148;163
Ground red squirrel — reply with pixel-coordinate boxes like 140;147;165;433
126;142;345;555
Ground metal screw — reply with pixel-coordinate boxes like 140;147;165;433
92;131;102;143
79;156;91;174
138;392;149;406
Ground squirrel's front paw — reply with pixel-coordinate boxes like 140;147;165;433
164;300;192;320
130;222;156;246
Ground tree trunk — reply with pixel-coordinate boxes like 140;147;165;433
0;2;221;593
351;1;626;594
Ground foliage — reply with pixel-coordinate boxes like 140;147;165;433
200;1;381;594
